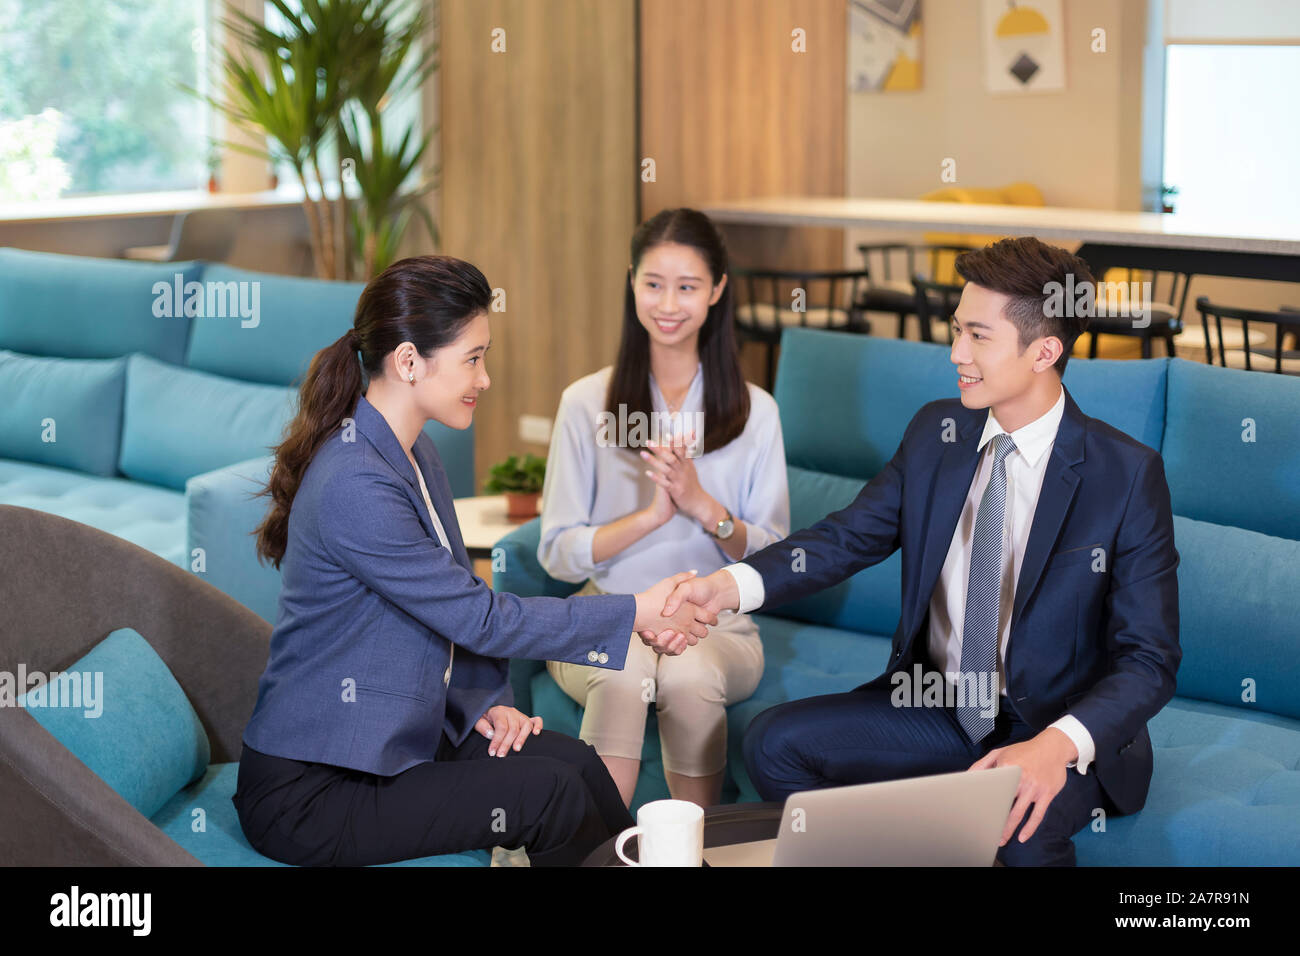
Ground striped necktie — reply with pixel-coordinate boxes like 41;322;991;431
957;432;1017;745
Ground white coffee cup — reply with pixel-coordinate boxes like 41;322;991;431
614;799;704;867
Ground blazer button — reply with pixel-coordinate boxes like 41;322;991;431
598;652;609;664
443;666;451;686
587;651;599;663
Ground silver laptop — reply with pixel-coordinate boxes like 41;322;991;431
703;766;1022;867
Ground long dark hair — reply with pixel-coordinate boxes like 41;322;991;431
254;255;492;568
605;207;750;454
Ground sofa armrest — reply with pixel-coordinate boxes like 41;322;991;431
492;517;583;716
186;455;281;624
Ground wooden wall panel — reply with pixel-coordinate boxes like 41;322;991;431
639;0;848;383
440;0;638;491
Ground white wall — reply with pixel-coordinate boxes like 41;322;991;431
844;0;1298;323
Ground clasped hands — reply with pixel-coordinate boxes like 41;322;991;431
632;568;740;656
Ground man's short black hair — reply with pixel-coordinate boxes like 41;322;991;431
954;237;1094;375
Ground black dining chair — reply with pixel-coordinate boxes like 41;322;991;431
911;275;966;345
855;243;977;340
733;267;872;390
1194;297;1300;375
1084;267;1193;360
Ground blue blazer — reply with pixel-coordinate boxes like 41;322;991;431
743;387;1181;814
242;394;636;776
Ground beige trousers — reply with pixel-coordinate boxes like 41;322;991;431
547;578;765;777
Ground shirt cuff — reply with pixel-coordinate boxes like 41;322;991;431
723;562;765;614
1049;714;1095;774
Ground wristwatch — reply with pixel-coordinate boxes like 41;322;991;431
711;508;735;540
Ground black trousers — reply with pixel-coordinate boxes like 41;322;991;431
232;729;635;867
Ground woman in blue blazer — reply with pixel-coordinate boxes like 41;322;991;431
233;255;709;867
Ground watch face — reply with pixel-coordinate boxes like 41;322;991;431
716;517;735;539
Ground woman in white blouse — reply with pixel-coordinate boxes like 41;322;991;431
539;208;790;808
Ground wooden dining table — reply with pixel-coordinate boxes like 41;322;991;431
701;197;1300;283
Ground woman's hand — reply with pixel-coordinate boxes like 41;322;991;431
640;432;713;525
645;478;677;528
475;705;543;757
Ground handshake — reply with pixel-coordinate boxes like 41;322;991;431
630;569;741;656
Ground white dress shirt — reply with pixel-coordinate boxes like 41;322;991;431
725;386;1096;773
413;461;454;684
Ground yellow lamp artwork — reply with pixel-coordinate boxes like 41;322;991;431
982;0;1065;94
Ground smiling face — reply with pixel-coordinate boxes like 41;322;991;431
404;309;491;430
631;241;726;350
950;282;1064;427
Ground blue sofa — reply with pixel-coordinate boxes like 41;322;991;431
494;327;1300;865
0;248;474;623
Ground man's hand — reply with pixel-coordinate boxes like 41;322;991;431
633;571;712;656
661;567;740;625
475;705;543;757
969;727;1078;845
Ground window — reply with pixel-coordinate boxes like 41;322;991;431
1164;42;1300;222
1161;44;1300;224
0;0;211;201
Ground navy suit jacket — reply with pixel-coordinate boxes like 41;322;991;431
242;394;636;776
743;386;1181;814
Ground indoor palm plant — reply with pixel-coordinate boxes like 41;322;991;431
206;0;438;279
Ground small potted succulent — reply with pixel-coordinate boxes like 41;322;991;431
483;453;547;521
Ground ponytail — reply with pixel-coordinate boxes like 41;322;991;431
255;331;363;568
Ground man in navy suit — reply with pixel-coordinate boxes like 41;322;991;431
659;237;1181;865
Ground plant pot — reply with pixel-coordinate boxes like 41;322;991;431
504;492;540;522
208;174;219;193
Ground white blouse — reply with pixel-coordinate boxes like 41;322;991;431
538;363;790;596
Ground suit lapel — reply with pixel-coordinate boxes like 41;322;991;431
353;395;471;571
1010;388;1086;631
908;412;983;634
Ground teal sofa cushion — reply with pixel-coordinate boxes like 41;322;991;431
150;763;491;866
774;329;1169;481
18;627;210;819
184;264;365;386
0;459;186;566
0;247;197;363
119;353;295;491
1075;698;1300;866
0;350;125;476
1060;355;1167;450
1173;515;1300;720
775;329;954;478
1162;357;1300;540
764;466;904;637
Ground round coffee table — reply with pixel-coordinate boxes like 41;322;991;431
582;801;784;867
